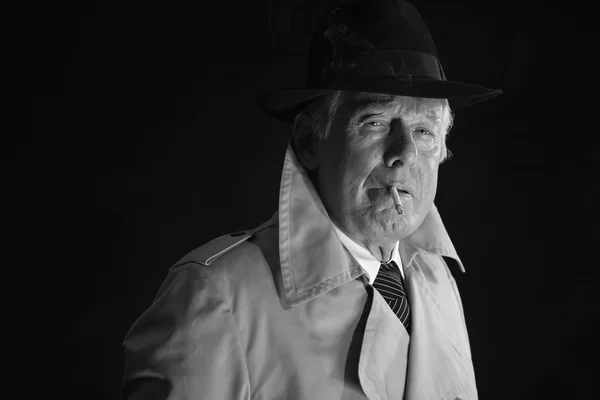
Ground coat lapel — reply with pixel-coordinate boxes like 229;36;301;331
355;258;476;400
278;144;366;307
355;211;476;400
402;253;477;400
357;285;410;400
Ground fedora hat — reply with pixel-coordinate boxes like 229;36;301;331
257;0;502;124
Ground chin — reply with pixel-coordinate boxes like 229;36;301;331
360;208;417;240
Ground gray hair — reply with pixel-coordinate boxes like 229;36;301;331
306;90;348;140
304;90;454;162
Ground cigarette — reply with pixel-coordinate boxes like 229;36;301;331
390;187;403;214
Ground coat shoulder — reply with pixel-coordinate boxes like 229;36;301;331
169;217;277;271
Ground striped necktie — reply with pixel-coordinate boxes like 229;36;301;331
372;260;411;334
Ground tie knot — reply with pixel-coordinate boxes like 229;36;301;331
380;260;398;271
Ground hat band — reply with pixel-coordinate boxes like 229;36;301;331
322;49;445;85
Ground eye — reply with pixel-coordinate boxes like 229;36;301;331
364;120;388;129
413;128;437;150
414;128;434;136
364;120;390;130
360;119;390;136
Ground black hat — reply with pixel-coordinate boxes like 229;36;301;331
257;0;502;124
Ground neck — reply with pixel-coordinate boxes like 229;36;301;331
340;226;396;262
360;237;396;263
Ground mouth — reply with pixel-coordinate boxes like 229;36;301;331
394;188;411;196
387;186;415;198
368;186;415;199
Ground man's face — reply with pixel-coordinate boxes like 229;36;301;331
314;93;447;246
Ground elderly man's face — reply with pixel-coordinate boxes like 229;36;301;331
314;93;447;246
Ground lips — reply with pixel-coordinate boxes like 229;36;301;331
367;177;416;198
393;189;414;199
386;185;415;198
369;186;415;198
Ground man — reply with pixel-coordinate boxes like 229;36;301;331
121;1;501;399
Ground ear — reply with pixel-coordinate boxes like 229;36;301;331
292;112;320;171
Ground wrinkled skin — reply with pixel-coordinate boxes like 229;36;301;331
295;93;447;261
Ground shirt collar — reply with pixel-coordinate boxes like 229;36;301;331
277;142;463;308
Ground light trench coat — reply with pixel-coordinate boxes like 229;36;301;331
122;145;478;400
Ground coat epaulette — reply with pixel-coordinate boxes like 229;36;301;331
170;217;276;271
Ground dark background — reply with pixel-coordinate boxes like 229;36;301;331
18;0;596;398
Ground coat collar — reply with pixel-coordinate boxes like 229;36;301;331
278;143;464;308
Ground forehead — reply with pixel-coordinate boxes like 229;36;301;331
345;92;444;121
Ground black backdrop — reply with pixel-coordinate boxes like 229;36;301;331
19;0;596;398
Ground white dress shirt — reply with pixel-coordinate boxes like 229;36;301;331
332;224;405;285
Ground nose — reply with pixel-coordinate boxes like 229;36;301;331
384;121;418;168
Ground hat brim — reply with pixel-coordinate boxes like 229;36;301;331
256;77;502;124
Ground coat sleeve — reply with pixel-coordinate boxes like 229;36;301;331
121;262;251;400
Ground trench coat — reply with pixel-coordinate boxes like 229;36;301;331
122;145;478;400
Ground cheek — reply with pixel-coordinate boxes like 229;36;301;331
418;159;440;198
319;141;364;203
345;146;381;189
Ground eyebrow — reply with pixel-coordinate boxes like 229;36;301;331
353;96;396;111
354;98;442;125
421;109;442;124
353;100;398;120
